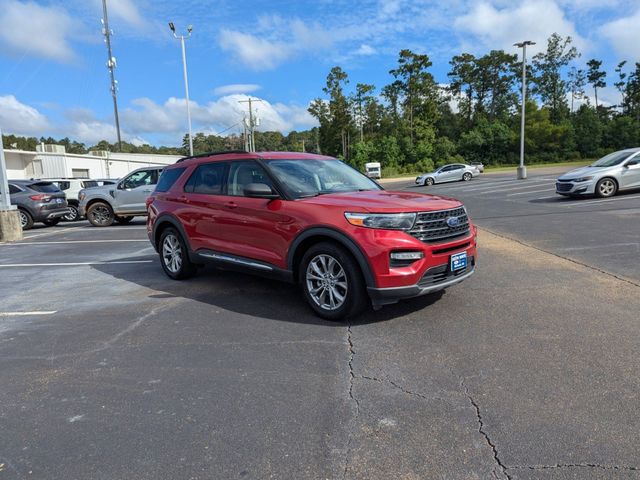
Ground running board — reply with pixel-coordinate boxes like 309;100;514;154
197;251;273;271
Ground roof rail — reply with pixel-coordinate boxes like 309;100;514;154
176;150;249;163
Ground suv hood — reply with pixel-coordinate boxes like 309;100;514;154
300;190;462;213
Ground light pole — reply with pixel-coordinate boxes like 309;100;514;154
169;22;194;156
514;40;535;180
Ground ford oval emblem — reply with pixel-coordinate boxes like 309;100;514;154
446;216;459;227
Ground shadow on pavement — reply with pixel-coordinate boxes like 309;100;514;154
93;256;446;327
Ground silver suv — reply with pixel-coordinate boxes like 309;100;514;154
78;166;163;227
556;148;640;197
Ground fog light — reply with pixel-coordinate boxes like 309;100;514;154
390;251;424;260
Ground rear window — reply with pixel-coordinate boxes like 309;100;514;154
155;167;186;192
184;163;227;195
82;181;98;188
29;182;61;193
56;181;71;190
8;184;21;194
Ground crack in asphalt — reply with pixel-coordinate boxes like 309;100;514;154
360;374;460;403
341;322;360;480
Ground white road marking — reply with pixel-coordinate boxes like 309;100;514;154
564;193;640;207
507;188;555;196
0;260;153;268
442;179;552;193
475;182;555;195
0;311;57;317
4;240;148;246
21;226;86;240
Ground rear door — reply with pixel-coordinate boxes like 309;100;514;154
620;154;640;190
115;168;161;213
436;165;455;182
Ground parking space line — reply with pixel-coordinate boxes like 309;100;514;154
563;193;640;207
475;182;554;195
0;260;153;268
444;179;552;193
0;311;57;317
21;226;87;240
4;240;149;246
508;188;554;196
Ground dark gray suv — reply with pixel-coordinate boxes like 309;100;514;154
7;180;70;230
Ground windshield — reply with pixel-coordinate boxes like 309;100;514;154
264;159;382;199
591;151;632;167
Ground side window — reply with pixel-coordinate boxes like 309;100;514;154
9;184;21;195
155;167;186;192
440;166;452;172
122;169;156;189
227;161;274;197
184;163;227;195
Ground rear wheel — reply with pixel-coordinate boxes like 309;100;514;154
595;178;617;198
425;177;434;186
43;218;61;227
18;209;33;230
300;242;368;321
115;215;134;224
63;204;80;222
462;172;472;181
87;202;114;227
159;228;197;280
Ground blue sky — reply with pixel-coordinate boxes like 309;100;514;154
0;0;638;147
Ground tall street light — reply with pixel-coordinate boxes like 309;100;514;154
514;40;535;180
169;22;194;156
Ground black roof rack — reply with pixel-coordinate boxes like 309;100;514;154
176;150;249;163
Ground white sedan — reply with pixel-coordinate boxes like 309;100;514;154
416;163;480;186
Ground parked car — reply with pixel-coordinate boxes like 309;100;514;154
415;163;479;186
469;161;484;173
6;180;70;230
556;148;640;198
146;152;477;320
45;178;101;221
79;166;163;227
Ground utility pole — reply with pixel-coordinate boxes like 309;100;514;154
238;97;262;152
514;40;536;180
169;22;194;156
101;0;122;152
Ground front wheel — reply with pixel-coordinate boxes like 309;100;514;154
462;172;472;181
159;228;197;280
595;178;617;198
87;202;114;227
300;242;367;321
425;177;434;186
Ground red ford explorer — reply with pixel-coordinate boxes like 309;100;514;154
147;151;477;320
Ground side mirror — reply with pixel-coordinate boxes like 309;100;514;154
625;160;639;167
244;183;279;199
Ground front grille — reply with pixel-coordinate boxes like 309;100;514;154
418;256;475;287
556;182;573;192
408;206;470;243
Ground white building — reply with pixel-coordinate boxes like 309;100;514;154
4;144;182;180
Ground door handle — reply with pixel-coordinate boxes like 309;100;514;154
143;189;153;193
224;201;238;209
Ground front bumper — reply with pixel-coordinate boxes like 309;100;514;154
555;180;595;196
368;260;476;306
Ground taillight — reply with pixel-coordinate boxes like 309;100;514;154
29;194;52;202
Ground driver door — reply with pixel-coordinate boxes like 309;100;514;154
115;168;161;213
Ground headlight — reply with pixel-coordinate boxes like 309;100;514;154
345;212;416;230
572;176;593;182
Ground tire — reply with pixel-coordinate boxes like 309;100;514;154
595;177;617;198
43;218;61;227
159;227;197;280
63;204;80;222
18;209;34;230
115;215;134;224
300;242;368;321
462;172;472;181
425;177;434;186
87;201;114;227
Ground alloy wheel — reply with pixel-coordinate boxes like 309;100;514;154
19;211;28;228
598;179;615;197
64;206;79;221
162;234;183;274
90;205;111;225
306;254;348;311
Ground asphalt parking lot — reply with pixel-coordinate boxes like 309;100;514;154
1;168;639;479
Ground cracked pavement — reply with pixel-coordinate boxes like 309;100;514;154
1;170;639;479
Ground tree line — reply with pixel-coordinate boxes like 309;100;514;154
4;32;640;175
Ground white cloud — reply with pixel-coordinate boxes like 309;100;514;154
0;95;49;135
219;29;292;70
104;0;146;29
354;44;377;56
213;84;262;96
0;1;82;63
599;10;640;61
454;0;587;56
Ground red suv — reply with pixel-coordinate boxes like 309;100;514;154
147;152;477;320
